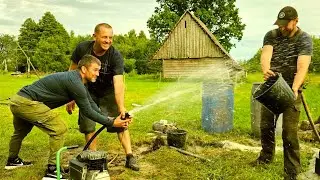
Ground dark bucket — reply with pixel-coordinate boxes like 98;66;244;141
167;129;187;148
253;73;295;114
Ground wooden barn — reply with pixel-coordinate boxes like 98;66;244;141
152;11;244;80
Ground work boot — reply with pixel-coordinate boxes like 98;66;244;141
125;154;139;171
5;157;32;170
250;156;273;167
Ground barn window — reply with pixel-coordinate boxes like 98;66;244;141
185;21;187;28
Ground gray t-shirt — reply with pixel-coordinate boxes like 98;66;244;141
263;28;313;84
18;70;114;127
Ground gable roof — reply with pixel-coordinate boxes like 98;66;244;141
152;11;234;61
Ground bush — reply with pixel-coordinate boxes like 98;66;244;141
242;49;261;73
147;60;162;74
124;58;136;73
135;59;148;74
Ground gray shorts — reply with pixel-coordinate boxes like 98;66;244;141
78;91;125;134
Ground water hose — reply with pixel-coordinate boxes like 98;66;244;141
83;125;107;151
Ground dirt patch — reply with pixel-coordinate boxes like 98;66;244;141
131;162;159;180
298;148;319;180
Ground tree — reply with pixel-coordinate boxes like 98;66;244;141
17;18;40;71
33;35;69;72
38;12;69;42
32;12;70;72
113;30;161;74
147;0;246;52
0;34;17;72
69;31;92;54
241;49;261;73
311;36;320;72
17;12;71;72
124;58;136;73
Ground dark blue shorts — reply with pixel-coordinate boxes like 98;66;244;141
78;91;125;134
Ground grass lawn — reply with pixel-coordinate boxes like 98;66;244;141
0;72;319;180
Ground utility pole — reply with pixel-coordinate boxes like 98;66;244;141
16;42;40;79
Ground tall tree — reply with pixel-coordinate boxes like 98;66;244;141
69;30;92;54
0;34;17;72
147;0;246;52
18;18;40;55
38;12;69;41
17;18;40;71
33;35;69;72
32;12;70;72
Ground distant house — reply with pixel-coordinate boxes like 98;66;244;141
152;11;244;80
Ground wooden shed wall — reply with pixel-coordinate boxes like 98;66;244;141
153;13;224;59
163;58;234;78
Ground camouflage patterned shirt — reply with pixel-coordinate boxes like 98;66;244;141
263;28;313;85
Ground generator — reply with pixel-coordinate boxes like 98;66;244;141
69;150;110;180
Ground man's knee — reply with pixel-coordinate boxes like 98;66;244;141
282;129;298;140
79;123;96;134
54;123;68;136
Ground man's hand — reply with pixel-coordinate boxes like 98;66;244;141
119;111;133;124
113;115;131;128
292;87;299;100
66;100;76;115
119;108;127;119
263;69;276;81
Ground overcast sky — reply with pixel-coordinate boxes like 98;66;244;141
0;0;319;60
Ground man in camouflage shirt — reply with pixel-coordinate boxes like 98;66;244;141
252;6;313;180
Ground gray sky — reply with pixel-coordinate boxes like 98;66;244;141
0;0;319;60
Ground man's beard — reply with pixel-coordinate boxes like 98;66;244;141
87;77;97;83
280;28;292;37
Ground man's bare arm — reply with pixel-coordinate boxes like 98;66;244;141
292;55;311;96
260;45;275;80
113;75;126;117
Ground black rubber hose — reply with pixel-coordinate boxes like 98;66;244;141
83;125;107;151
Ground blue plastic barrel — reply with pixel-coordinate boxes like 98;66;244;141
201;82;234;133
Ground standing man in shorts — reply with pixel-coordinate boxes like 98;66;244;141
66;23;139;171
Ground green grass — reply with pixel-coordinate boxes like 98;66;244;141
0;72;319;179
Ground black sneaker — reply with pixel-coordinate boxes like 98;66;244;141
125;154;140;171
42;165;67;180
5;157;32;170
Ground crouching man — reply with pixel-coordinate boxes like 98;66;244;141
5;55;130;179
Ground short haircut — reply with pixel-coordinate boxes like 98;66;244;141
94;23;112;33
77;55;101;70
